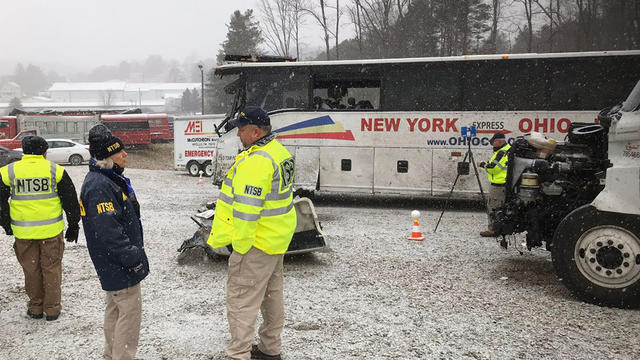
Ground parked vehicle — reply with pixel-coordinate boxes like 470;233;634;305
0;145;23;167
211;50;640;199
0;128;38;149
173;114;225;176
16;139;90;166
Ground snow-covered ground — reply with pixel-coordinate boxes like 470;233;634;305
1;167;638;359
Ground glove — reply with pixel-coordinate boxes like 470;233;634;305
65;225;79;243
478;161;486;168
3;225;12;236
129;262;145;275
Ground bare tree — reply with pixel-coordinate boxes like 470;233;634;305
355;0;409;57
513;0;536;52
335;0;341;59
489;0;503;53
346;0;366;57
259;0;307;57
302;0;333;60
291;0;306;59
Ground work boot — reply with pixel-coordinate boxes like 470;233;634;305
27;310;43;319
480;230;495;237
251;345;282;360
45;314;59;321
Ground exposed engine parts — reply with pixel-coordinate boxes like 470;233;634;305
491;122;611;250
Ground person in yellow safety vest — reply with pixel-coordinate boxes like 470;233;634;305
478;132;511;237
208;106;296;360
0;135;80;321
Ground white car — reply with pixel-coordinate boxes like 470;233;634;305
16;139;90;166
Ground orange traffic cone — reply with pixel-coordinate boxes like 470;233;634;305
407;210;425;241
197;170;205;185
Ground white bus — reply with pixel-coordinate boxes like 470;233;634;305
210;51;640;198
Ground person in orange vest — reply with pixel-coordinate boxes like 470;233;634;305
0;135;80;321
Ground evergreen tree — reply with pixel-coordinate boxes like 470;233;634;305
217;9;263;64
209;9;264;114
8;97;22;112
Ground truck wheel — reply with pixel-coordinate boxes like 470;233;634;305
552;205;640;308
203;161;214;177
69;154;83;166
187;161;201;177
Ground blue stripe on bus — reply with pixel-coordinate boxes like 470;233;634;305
273;116;334;133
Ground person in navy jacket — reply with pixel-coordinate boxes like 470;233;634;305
80;124;149;360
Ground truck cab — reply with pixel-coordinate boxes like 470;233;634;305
0;129;39;149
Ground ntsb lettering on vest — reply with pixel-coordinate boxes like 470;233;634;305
16;178;50;193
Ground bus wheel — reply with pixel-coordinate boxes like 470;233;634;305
69;154;83;166
203;161;214;177
551;205;640;308
187;161;201;177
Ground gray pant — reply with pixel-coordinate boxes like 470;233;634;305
486;185;505;231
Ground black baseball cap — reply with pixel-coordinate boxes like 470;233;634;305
489;132;506;144
229;106;270;127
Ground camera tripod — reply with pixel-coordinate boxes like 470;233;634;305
433;139;487;232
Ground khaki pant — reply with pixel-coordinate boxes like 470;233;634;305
14;232;64;316
486;184;506;231
226;247;285;360
104;283;142;360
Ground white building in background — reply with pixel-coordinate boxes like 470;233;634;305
0;82;200;114
0;81;22;100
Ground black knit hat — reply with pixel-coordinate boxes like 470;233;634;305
22;135;49;155
88;124;124;160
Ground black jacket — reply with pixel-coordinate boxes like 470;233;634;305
80;163;149;291
0;167;80;235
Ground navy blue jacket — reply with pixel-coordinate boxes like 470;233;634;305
80;162;149;291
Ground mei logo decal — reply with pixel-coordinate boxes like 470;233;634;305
96;202;115;214
244;185;263;197
15;177;50;193
107;142;121;152
280;158;294;190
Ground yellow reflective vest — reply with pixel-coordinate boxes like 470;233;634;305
482;143;511;185
0;155;65;239
208;137;297;254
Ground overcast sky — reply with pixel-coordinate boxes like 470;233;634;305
1;0;267;73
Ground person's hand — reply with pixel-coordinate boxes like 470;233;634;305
3;225;12;236
478;161;486;168
65;225;79;243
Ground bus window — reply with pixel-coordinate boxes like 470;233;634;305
245;69;308;111
312;76;380;110
463;59;547;111
384;62;461;111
